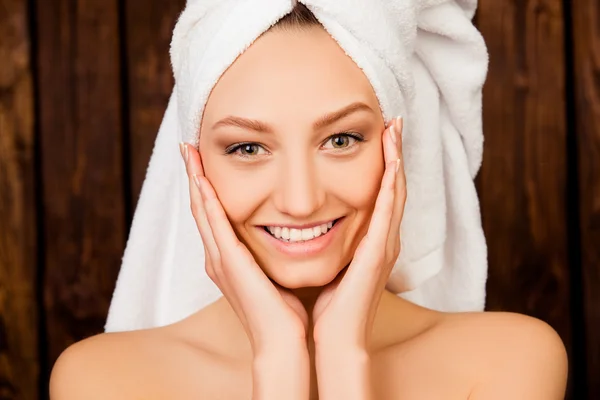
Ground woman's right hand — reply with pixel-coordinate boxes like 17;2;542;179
180;143;309;357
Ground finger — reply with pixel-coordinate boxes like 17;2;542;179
195;175;279;302
183;144;219;261
182;146;230;286
181;144;239;308
362;125;398;254
312;266;348;321
339;151;398;302
181;144;255;328
184;156;250;324
181;142;206;177
387;118;407;256
181;143;221;268
274;283;309;330
332;122;399;306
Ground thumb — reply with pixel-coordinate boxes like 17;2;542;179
312;266;348;321
273;282;309;332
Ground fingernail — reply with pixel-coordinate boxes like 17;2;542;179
184;144;189;164
395;158;401;174
395;116;403;137
389;125;397;145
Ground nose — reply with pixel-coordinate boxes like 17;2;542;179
273;153;326;219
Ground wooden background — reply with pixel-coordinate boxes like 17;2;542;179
0;0;598;398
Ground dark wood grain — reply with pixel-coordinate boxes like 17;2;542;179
125;0;185;210
476;0;572;393
0;0;39;398
35;0;125;367
571;0;600;398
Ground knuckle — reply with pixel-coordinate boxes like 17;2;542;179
205;265;217;281
398;186;407;201
394;241;401;257
390;248;400;264
220;263;232;279
212;263;225;282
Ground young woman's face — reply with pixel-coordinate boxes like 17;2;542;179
199;26;385;289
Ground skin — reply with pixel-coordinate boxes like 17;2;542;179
49;26;569;400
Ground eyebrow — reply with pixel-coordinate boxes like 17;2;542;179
211;102;375;134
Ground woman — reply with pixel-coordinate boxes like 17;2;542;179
49;3;568;399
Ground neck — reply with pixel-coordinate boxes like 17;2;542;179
290;286;324;317
196;285;438;364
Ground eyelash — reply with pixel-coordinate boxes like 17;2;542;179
224;132;366;159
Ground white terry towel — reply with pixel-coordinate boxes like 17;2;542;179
105;0;489;332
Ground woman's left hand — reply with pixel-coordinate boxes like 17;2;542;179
312;117;406;352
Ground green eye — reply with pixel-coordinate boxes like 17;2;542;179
225;143;268;158
323;133;365;150
332;136;350;148
239;144;261;156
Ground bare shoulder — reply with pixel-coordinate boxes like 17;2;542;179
379;310;567;400
49;326;239;400
49;329;177;399
437;311;569;399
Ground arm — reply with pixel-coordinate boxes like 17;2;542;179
314;345;374;400
252;344;310;400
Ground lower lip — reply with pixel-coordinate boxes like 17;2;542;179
258;218;344;257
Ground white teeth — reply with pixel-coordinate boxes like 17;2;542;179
290;228;302;241
312;226;322;237
301;228;313;240
266;220;337;242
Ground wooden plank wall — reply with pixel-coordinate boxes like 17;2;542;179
0;1;38;399
571;1;600;399
0;0;597;399
35;0;126;374
475;0;576;393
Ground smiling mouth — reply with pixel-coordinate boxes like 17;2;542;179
262;218;341;243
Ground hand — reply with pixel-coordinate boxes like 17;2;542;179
180;143;309;356
311;117;407;351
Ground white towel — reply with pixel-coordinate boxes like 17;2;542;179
105;0;489;332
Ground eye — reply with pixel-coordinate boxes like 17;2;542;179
322;132;365;150
224;142;269;159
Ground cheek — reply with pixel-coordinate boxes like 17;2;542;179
204;161;270;223
323;149;384;210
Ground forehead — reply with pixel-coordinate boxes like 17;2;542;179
202;26;381;127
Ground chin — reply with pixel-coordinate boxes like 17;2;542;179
264;257;348;289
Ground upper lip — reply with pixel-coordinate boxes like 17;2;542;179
261;218;340;230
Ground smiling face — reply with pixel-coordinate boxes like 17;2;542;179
199;26;386;289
